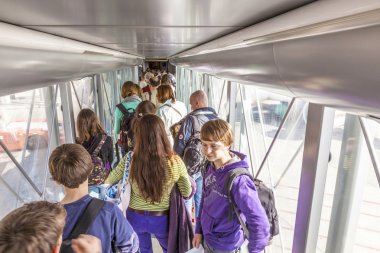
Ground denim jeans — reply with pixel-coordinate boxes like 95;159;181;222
127;211;169;253
185;172;203;217
204;240;240;253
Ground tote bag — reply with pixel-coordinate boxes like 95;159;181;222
105;151;133;216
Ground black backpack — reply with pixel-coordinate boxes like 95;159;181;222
224;168;279;240
116;103;135;152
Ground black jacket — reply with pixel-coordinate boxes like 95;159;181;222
81;133;114;169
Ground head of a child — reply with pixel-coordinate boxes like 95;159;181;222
49;143;93;188
200;119;234;162
0;201;66;253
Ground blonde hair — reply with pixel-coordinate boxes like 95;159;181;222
121;81;140;98
200;119;233;146
157;85;175;103
49;144;93;188
0;201;66;253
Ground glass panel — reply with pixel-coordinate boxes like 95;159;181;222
241;85;292;170
0;90;35;164
354;154;380;253
257;100;308;253
232;83;252;169
0;152;41;209
207;76;223;111
0;88;53;192
71;77;94;120
334;116;380;253
0;176;23;218
43;86;65;202
316;111;345;252
101;73;115;135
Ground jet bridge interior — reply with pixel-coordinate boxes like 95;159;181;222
0;1;380;252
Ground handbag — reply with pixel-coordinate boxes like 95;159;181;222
105;151;133;216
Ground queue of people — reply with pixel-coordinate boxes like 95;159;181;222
0;69;270;253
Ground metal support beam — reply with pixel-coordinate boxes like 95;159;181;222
292;104;335;253
59;83;76;143
94;74;105;125
226;81;236;127
325;114;369;253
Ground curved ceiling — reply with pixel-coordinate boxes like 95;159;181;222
171;1;380;117
0;0;314;58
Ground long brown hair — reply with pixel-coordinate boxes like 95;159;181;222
130;114;173;203
76;108;106;143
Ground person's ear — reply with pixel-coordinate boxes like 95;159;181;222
51;244;60;253
52;235;62;253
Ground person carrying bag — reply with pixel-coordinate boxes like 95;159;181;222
105;151;133;216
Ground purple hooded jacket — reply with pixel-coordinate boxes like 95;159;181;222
195;151;270;253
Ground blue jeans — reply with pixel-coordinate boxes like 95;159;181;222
127;211;168;253
185;172;203;217
204;241;240;253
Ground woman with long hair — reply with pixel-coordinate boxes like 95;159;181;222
106;101;156;185
76;108;113;198
127;114;191;253
156;85;187;145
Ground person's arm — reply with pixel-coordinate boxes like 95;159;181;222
173;116;193;156
112;206;140;253
232;176;270;253
176;158;192;198
105;155;126;185
113;107;122;142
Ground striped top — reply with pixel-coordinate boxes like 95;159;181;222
106;155;129;185
106;154;191;211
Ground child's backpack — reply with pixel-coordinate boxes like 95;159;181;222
116;103;135;151
224;168;279;240
88;135;109;185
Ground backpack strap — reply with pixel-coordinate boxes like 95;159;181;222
161;103;183;118
66;198;106;239
190;115;201;134
224;168;254;239
190;110;216;134
92;135;107;157
118;151;133;198
116;103;129;116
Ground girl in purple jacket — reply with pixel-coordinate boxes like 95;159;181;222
193;119;270;253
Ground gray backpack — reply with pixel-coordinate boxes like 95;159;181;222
225;168;279;240
183;115;204;176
